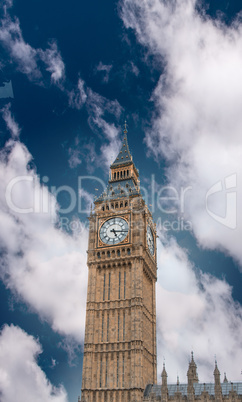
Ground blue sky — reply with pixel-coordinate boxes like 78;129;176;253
0;0;242;401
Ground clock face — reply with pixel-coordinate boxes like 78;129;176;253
147;225;154;255
99;217;129;245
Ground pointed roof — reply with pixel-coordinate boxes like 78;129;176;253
111;130;133;168
162;363;168;378
214;361;220;377
223;373;228;383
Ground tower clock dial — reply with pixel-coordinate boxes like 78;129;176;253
147;225;154;255
99;217;129;245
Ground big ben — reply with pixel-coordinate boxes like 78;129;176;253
81;125;157;402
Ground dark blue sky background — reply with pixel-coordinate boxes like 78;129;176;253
0;0;242;401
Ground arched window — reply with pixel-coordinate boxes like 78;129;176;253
120;202;123;208
125;201;128;207
97;252;101;259
114;172;116;179
117;250;120;257
107;251;110;258
127;248;131;256
115;203;118;209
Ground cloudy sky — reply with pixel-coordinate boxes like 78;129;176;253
0;0;242;400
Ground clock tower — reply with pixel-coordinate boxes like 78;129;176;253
81;126;157;402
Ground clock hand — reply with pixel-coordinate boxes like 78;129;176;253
110;228;117;236
111;230;128;232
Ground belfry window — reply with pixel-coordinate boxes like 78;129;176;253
114;172;116;179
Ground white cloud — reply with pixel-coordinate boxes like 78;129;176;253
0;112;88;343
95;61;113;83
0;4;65;83
39;41;65;83
121;0;242;266
68;78;87;110
156;234;242;383
68;84;123;171
0;325;68;402
1;103;20;138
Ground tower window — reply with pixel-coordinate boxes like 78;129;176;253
114;172;116;179
111;203;114;209
106;204;109;210
117;172;119;179
103;274;106;301
115;202;118;209
100;358;102;387
107;312;109;342
123;312;125;341
125;201;128;207
117;250;120;257
117;312;120;342
107;251;110;258
102;206;105;211
117;358;119;387
108;273;111;300
120;202;123;208
122;355;125;387
105;357;108;387
101;313;104;342
97;252;100;259
127;170;130;177
127;248;131;256
118;272;121;299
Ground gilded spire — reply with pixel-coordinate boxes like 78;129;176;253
123;120;128;134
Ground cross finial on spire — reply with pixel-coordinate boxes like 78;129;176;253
123;120;128;134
